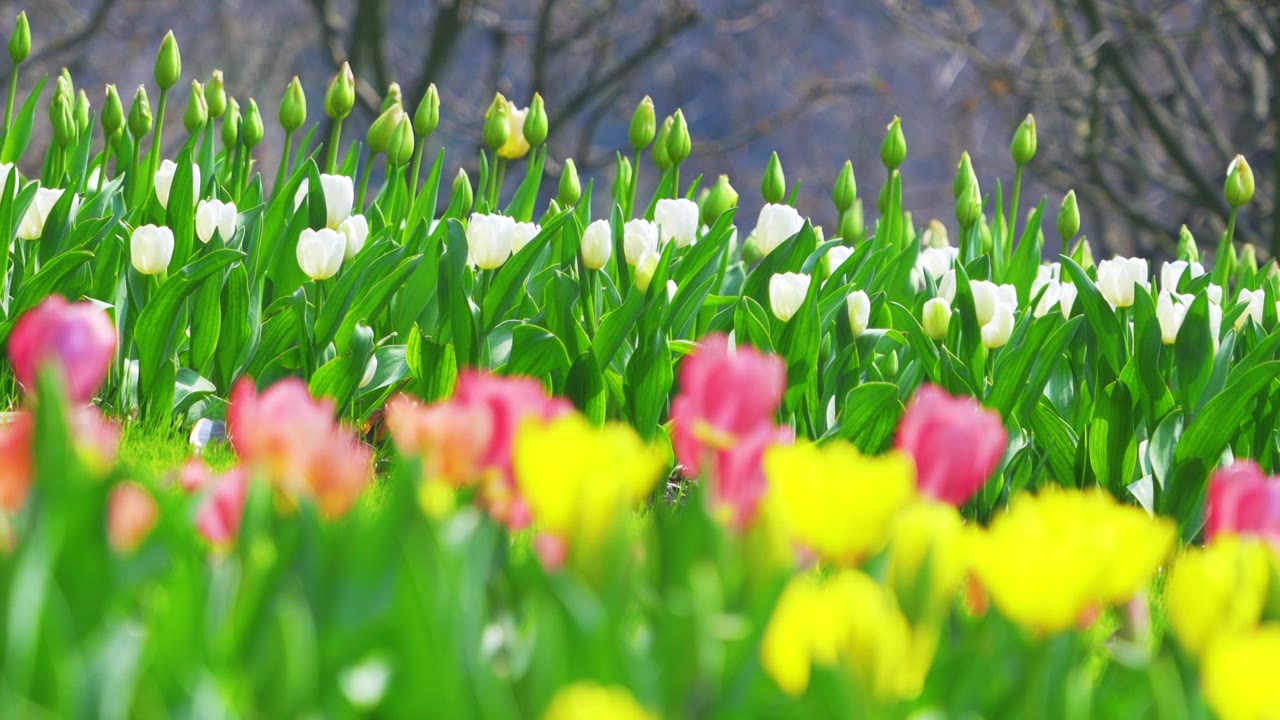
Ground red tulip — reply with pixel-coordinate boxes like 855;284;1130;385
1206;460;1280;546
0;413;33;513
108;483;158;553
671;334;785;479
8;295;116;403
196;467;249;548
895;385;1008;506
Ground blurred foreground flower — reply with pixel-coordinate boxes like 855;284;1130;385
1166;534;1270;657
8;295;116;403
108;483;158;553
0;407;119;514
896;385;1007;507
1202;624;1280;720
541;683;655;720
1206;460;1280;547
195;466;249;548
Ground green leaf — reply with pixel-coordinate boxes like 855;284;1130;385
835;382;904;454
1005;201;1045;296
625;331;673;441
1060;256;1123;375
481;211;572;331
567;352;607;425
333;253;423;353
439;219;478;366
405;326;458;402
1;75;47;164
1174;292;1214;416
987;314;1057;418
173;367;216;417
505;324;571;386
309;323;375;412
1030;399;1080;487
1087;380;1135;495
594;289;645;371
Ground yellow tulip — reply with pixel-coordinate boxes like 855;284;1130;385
498;98;531;160
887;500;971;624
1166;535;1270;657
541;683;656;720
1201;624;1280;720
764;441;915;566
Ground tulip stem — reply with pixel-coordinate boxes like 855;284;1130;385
4;65;17;132
408;141;425;206
229;144;244;204
355;151;373;214
274;131;294;200
131;141;144;206
326;119;343;175
97;145;110;194
1008;164;1024;269
147;89;169;188
627;150;640;218
581;268;599;338
491;159;506;211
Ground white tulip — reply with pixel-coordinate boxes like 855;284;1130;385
1209;301;1223;346
752;203;804;256
769;272;811;322
130;224;175;275
623;219;659;266
1030;263;1062;304
154;159;201;210
634;251;660;293
17;187;73;240
915;246;958;287
292;174;357;230
847;290;871;336
359;355;378;389
666;280;678;302
981;302;1015;349
922;297;952;340
1032;280;1062;319
654;198;699;248
195;199;238;244
510;222;541;255
1096;257;1148;308
937;269;957;304
1207;283;1223;306
467;213;516;270
581;219;612;270
825;245;853;276
1160;260;1204;292
296;227;346;280
1156;290;1187;345
1058;282;1078;318
337;214;369;260
1235;288;1265;330
0;162;15;190
970;281;1000;325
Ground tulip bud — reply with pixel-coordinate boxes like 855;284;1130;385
374;82;399;113
634;251;659;293
155;31;182;91
205;70;227;118
881;116;906;171
102;84;124;141
762;151;785;205
368;103;405;156
8;12;30;64
839;202;864;243
545;198;562;218
629;95;656;151
57;69;74;103
1057;190;1080;241
50;93;76;147
73;89;90;136
183;80;207;133
131;224;175;275
652;116;673;171
581;219;612;271
847;290;871;336
414;83;440;138
666;109;691;166
127;85;152;141
296;227;346;280
241;98;263;148
221;97;241;148
768;272;811;322
922;297;952;340
453;168;473;216
279;76;306;133
483;93;511;152
956;184;981;229
1177;225;1199;263
832;160;857;215
325;62;356;120
616;155;633;196
386;115;414;167
702;174;738;226
1225;154;1255;208
524;92;548;147
558;158;581;207
953;152;977;200
1071;237;1095;272
1242;243;1259;275
1010;114;1037;166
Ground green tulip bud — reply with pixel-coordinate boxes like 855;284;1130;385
956;183;981;228
221;97;241;148
325;62;356;120
155;30;182;90
666;109;691;166
183;80;207;133
1242;243;1259;275
1057;190;1080;241
546;197;562;217
57;69;74;102
616;156;633;200
558;158;581;207
482;93;511;152
50;93;76;147
762;151;785;204
652;116;673;171
387;115;415;167
881;116;906;171
8;12;30;64
414;83;440;138
953;151;977;200
453;168;473;216
701;174;738;226
903;212;915;245
743;233;763;263
381;82;402;113
279;76;306;133
979;216;994;255
1225;154;1255;208
840;200;864;243
1070;237;1094;272
127;85;152;141
524;92;548;147
922;298;952;340
205;70;227;118
629;95;656;151
368;102;405;155
102;84;125;140
833;160;857;214
1010;114;1037;166
73;89;90;136
1177;225;1199;263
242;98;264;148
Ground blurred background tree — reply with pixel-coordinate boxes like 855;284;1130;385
1;0;1275;260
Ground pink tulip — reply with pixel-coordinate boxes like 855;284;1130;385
108;483;158;553
8;295;116;403
895;385;1008;507
196;468;249;548
0;413;33;513
711;423;794;529
385;394;494;487
1206;460;1280;546
671;334;786;478
179;458;213;493
452;371;572;482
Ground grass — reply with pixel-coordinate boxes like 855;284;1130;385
117;422;238;477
